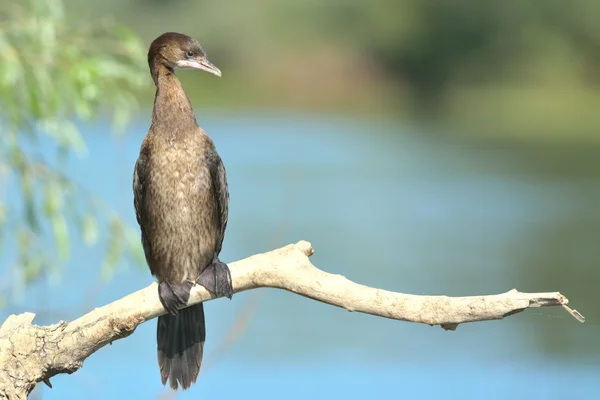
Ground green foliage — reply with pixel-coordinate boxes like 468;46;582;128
320;1;600;96
68;0;600;138
0;0;150;296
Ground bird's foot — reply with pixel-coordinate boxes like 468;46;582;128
196;258;233;299
158;280;193;315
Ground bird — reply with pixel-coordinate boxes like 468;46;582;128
132;32;233;391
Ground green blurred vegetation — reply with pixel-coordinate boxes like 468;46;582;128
0;0;149;296
67;0;600;141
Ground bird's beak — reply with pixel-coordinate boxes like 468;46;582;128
176;58;222;77
195;58;222;77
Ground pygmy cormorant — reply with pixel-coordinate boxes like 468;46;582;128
132;32;233;391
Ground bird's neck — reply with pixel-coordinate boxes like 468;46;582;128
151;63;198;128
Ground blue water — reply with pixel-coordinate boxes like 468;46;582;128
2;114;599;399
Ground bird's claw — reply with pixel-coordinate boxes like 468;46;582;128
158;280;193;315
196;259;233;299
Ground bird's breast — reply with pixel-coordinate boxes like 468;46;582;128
143;140;218;283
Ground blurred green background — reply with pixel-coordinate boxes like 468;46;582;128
68;0;600;140
0;1;599;399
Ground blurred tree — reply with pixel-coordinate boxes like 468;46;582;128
62;0;600;131
319;0;600;111
0;0;149;301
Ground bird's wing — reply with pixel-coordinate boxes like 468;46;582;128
132;151;148;228
209;149;229;257
133;147;156;268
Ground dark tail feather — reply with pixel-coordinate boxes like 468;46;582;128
157;303;206;390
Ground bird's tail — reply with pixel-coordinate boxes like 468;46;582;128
157;303;206;390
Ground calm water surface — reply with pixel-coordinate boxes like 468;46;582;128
2;113;599;399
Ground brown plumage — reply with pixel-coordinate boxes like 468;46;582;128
133;32;233;391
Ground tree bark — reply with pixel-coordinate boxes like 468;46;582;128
0;240;584;399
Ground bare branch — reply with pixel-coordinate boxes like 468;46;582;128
0;240;584;399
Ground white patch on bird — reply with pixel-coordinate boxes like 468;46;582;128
194;170;210;191
184;172;195;181
175;60;201;69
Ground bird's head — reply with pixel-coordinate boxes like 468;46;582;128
148;32;221;77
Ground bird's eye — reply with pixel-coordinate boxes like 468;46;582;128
186;50;194;58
